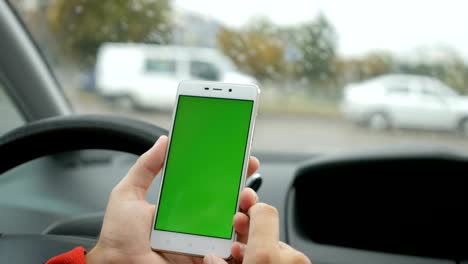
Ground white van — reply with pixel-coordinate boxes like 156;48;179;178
95;43;257;109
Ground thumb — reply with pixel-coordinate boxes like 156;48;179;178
203;254;228;264
118;135;168;194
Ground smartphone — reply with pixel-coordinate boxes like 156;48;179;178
150;80;259;258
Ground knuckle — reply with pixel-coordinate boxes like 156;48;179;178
135;154;150;171
110;186;119;196
253;248;276;264
290;252;311;264
253;203;278;217
110;184;123;197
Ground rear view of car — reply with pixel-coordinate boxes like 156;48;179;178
95;43;144;99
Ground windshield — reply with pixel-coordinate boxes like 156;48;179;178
11;0;468;154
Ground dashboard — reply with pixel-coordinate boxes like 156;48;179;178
0;148;467;263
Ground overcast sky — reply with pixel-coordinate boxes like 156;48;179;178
175;0;468;59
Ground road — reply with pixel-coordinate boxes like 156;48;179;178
71;91;468;155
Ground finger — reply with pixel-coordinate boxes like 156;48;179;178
281;250;311;264
232;242;291;262
233;212;249;243
231;241;246;261
118;136;168;193
247;203;280;249
279;241;294;250
239;188;258;212
236;188;258;243
203;254;228;264
247;156;260;177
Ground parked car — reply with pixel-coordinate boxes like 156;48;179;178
341;74;468;133
95;43;257;110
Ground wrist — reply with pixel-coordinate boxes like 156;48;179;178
86;244;117;263
86;244;134;264
85;246;101;264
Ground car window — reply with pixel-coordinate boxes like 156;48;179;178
430;80;457;97
190;60;220;81
384;78;411;95
11;1;468;154
0;85;24;135
145;58;177;74
386;85;409;94
421;87;440;97
417;78;450;97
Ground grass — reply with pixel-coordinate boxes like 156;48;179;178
258;89;341;117
68;87;342;118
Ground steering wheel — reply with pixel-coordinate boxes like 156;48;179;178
0;115;167;262
0;114;262;262
0;115;168;174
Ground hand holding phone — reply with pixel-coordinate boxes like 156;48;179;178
151;81;260;258
86;136;260;263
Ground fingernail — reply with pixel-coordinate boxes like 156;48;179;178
204;254;213;264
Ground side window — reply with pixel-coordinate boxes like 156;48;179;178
190;60;220;81
144;58;176;74
427;80;456;97
0;85;23;135
421;87;438;97
386;83;409;95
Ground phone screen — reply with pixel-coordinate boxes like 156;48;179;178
154;95;254;239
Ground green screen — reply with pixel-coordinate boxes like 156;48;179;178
154;95;253;239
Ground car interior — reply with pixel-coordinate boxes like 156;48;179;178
1;1;468;263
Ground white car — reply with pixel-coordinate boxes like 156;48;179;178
95;43;257;110
341;74;468;133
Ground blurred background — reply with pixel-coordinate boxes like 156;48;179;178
10;0;468;154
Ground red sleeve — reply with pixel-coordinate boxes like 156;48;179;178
46;246;87;264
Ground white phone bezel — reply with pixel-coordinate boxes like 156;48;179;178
150;80;260;258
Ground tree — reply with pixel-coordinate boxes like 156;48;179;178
398;60;468;94
217;19;286;81
293;14;337;82
47;0;172;66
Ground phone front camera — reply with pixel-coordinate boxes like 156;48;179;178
228;89;232;92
